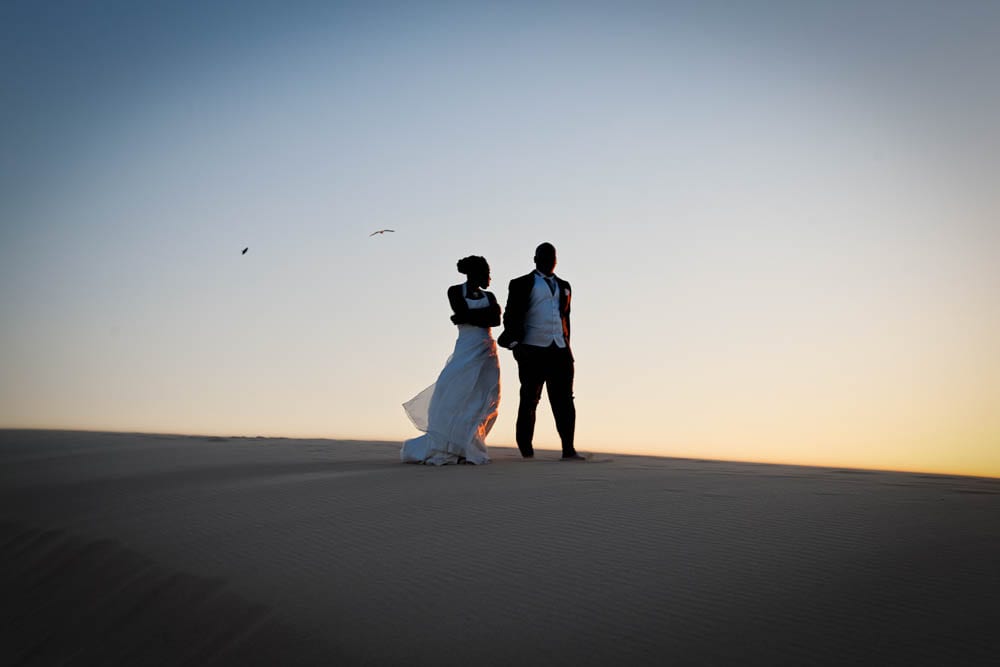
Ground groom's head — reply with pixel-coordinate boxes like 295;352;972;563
534;242;557;276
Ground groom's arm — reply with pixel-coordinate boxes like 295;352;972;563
562;280;571;342
498;278;527;348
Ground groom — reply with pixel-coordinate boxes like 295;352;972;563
498;242;584;460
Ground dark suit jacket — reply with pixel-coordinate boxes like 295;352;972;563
497;272;572;357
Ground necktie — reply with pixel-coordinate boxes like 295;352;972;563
546;276;556;295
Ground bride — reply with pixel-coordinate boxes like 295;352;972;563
401;255;501;465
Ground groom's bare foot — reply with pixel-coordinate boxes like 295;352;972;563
560;452;587;461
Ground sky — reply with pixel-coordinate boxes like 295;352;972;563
2;1;998;477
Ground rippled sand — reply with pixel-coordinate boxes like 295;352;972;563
2;429;998;666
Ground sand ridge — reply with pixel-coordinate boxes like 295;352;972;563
2;430;999;665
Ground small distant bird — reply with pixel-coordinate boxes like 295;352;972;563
241;247;248;254
369;229;395;236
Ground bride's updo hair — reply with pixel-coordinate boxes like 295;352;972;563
457;255;489;277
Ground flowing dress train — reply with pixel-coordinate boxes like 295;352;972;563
401;288;500;465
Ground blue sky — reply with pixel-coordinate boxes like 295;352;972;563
2;1;998;475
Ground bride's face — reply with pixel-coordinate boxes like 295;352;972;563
472;270;490;288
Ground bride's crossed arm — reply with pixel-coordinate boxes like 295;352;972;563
447;285;501;328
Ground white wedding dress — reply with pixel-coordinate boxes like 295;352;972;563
401;286;500;465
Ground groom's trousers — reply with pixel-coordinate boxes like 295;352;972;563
514;343;575;457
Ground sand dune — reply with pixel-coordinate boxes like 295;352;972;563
2;429;998;666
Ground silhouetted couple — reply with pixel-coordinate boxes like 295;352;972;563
401;242;583;464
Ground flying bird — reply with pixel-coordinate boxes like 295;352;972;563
241;247;248;254
369;229;395;236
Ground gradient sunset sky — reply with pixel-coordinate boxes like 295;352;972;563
2;1;998;477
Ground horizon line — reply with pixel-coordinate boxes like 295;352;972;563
2;426;997;482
